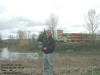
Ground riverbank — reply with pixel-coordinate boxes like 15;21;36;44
0;50;100;75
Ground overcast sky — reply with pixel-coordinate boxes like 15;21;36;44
0;0;100;39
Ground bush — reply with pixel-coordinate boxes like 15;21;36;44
55;41;100;52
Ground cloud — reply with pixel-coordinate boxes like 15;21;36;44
0;16;46;39
0;16;45;30
0;4;6;14
70;24;83;28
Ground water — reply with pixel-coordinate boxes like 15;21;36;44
1;48;9;59
0;48;39;61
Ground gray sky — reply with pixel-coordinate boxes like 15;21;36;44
0;0;100;39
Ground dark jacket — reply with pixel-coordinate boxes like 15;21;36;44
42;35;55;54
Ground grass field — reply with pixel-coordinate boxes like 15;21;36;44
0;50;100;75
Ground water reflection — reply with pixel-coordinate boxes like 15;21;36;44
0;48;39;61
1;48;9;59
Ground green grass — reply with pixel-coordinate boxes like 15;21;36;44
94;72;100;75
84;72;100;75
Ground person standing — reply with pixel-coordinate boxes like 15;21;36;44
42;30;56;75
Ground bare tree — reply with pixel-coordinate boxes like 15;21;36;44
46;14;58;39
0;33;3;47
85;9;100;41
0;33;2;41
8;34;15;40
8;34;16;47
26;31;31;39
17;30;27;40
31;33;37;40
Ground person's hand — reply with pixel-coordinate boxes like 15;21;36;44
43;47;47;50
38;42;42;44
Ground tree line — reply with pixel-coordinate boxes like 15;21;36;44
0;9;100;51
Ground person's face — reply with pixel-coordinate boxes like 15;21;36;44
46;31;51;38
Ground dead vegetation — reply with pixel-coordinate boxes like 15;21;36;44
0;52;100;75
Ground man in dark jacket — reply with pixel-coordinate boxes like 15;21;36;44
42;30;55;75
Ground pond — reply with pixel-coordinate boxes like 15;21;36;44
0;48;39;61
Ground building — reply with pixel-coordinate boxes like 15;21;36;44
56;30;63;41
57;32;88;42
46;29;100;42
56;30;100;42
70;33;88;42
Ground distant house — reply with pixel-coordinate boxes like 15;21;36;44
56;30;100;42
56;30;64;41
45;29;100;42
